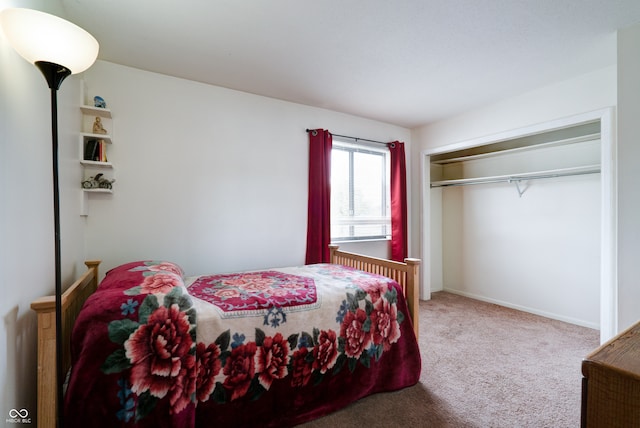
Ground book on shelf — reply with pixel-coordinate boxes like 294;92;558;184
84;139;108;162
84;139;98;161
99;140;108;162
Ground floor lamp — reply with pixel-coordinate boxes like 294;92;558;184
0;8;99;427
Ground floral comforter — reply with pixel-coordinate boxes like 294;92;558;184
64;261;421;427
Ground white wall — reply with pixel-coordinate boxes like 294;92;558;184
617;23;640;332
412;66;616;147
413;66;617;329
81;60;411;277
0;0;87;422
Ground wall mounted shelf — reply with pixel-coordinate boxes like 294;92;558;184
82;188;113;194
80;105;112;118
80;82;115;216
80;131;112;144
80;160;113;168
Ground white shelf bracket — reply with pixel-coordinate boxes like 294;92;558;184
81;190;88;216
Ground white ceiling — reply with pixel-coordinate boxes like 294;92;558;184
61;0;640;129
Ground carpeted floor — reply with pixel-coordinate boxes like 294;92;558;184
302;291;600;427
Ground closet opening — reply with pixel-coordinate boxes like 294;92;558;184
420;109;616;343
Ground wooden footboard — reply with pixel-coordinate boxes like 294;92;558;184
329;245;420;337
30;260;100;428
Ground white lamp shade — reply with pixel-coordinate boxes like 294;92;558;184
0;8;98;74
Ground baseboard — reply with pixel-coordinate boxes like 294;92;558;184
441;288;600;330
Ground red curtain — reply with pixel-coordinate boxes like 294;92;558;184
305;129;332;264
389;141;408;262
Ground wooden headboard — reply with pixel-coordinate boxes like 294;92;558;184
30;260;100;428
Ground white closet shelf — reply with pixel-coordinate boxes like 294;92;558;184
431;133;600;165
431;164;600;188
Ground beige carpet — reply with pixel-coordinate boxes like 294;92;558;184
302;291;600;427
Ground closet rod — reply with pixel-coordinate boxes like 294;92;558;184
430;165;600;188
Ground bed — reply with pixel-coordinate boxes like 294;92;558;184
31;245;421;427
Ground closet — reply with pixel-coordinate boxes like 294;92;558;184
430;123;600;192
425;117;610;330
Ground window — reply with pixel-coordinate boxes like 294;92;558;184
331;139;391;241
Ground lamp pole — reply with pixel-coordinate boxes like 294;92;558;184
35;60;71;428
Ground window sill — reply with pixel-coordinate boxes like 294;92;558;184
331;238;390;244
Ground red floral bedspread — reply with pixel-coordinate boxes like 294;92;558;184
64;261;421;427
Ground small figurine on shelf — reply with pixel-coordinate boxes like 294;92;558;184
94;96;106;108
82;173;115;190
98;175;115;189
92;116;107;134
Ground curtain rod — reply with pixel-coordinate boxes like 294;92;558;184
305;128;392;147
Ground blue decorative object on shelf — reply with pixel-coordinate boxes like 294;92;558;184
94;95;106;108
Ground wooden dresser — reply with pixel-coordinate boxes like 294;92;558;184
581;321;640;427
